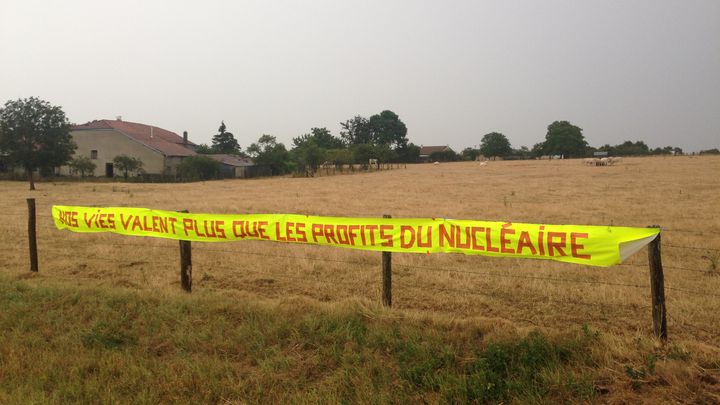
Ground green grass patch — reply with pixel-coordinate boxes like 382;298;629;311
0;275;601;404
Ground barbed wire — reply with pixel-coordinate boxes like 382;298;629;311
664;285;720;299
664;243;720;252
663;265;715;274
4;239;719;289
396;280;649;313
47;252;170;266
663;228;713;233
393;262;651;290
617;262;715;274
4;231;720;299
666;312;718;337
192;260;380;290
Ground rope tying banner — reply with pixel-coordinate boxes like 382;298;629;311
52;205;659;267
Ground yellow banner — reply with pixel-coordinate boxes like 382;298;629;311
52;205;659;267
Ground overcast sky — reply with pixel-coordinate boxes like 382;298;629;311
1;0;718;152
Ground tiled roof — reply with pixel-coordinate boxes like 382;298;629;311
419;145;451;155
203;154;254;167
72;119;197;157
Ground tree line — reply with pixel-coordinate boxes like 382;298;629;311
437;121;716;162
193;110;419;177
2;97;718;189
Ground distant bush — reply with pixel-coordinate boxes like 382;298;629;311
69;156;96;177
112;155;143;179
700;148;720;155
429;149;459;162
176;156;222;181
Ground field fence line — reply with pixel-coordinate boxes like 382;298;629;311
664;243;720;252
8;198;720;342
11;240;720;300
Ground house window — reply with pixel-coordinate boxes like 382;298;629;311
91;150;98;159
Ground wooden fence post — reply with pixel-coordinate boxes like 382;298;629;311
647;225;667;341
382;214;392;307
179;210;192;292
27;198;38;272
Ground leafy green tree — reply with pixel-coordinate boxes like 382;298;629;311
195;143;213;154
0;97;76;190
480;132;512;158
350;144;377;165
69;155;96;177
326;148;353;165
531;142;545;158
597;144;615;155
461;147;479;161
247;135;290;175
513;146;531;159
340;116;373;145
700;148;720;155
211;121;241;154
613;141;650;156
542;121;587;157
112;155;143;179
396;143;421;163
291;139;326;176
293;127;344;150
340;111;409;149
430;148;459;162
176;156;222;180
368;110;408;149
374;143;398;163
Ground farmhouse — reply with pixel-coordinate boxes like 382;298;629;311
62;118;197;177
419;145;453;163
204;154;270;178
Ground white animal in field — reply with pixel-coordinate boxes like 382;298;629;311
479;161;487;167
600;157;609;166
433;161;440;165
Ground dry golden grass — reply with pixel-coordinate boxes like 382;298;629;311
1;155;719;402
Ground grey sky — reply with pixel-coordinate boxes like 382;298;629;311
2;0;718;152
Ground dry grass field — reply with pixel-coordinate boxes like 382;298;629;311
1;155;719;403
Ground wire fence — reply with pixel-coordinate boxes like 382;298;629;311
1;205;719;341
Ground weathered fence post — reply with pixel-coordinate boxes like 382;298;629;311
647;225;667;341
382;214;392;307
27;198;38;272
179;210;192;292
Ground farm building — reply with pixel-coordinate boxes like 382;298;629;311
419;145;454;162
203;154;271;178
61;118;197;177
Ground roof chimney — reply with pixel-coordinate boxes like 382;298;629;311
183;131;188;146
116;115;122;121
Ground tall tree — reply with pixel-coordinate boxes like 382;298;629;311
614;140;650;156
247;135;290;175
542;121;588;157
461;147;480;161
396;143;421;163
0;97;76;190
368;110;408;149
292;139;326;176
339;116;373;145
293;127;344;149
211;121;241;154
479;132;512;158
